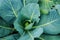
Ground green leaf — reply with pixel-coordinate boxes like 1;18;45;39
30;27;43;38
39;9;60;34
18;28;43;40
14;20;24;35
25;23;34;30
0;34;20;40
18;3;40;23
0;17;14;37
41;34;60;40
18;32;33;40
0;0;23;23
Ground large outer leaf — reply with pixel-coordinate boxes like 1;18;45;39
41;34;60;40
0;34;20;40
0;27;13;37
18;28;43;40
0;18;13;37
0;0;23;23
39;9;60;34
14;3;40;35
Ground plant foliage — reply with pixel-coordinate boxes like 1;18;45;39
0;0;60;40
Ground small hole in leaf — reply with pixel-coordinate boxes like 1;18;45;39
52;5;55;7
